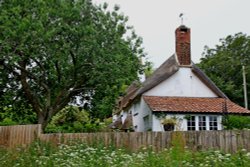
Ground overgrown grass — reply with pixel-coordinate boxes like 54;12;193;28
0;141;250;167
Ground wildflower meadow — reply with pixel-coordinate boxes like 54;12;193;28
0;141;250;167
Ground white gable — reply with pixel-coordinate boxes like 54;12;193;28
144;67;218;97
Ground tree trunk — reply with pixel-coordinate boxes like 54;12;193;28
38;113;49;131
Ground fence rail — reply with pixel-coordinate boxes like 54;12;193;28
0;124;250;153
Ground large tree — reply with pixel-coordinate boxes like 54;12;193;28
198;33;250;107
0;0;146;129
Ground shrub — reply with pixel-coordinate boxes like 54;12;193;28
45;106;112;133
0;104;36;126
222;115;250;130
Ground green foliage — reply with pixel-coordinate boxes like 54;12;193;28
198;33;250;107
0;0;148;129
45;106;112;133
144;61;154;78
0;118;16;126
0;94;36;126
222;115;250;130
0;141;250;167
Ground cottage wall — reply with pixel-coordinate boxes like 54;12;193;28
144;67;218;97
127;98;152;132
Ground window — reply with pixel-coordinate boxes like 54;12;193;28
134;125;138;130
198;116;206;130
209;116;218;130
187;116;196;131
133;113;138;116
186;115;219;131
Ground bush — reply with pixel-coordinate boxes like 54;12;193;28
0;118;17;126
0;104;36;126
45;106;112;133
222;115;250;130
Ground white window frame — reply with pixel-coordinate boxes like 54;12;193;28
186;115;219;131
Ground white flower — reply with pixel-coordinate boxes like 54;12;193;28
214;150;220;154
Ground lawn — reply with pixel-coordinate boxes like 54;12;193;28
0;141;250;167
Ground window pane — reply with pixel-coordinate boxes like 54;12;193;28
199;126;206;130
209;116;218;131
187;115;196;131
198;116;206;131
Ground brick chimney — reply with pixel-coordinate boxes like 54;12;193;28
175;25;191;65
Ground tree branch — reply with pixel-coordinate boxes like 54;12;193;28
32;58;47;82
55;61;61;83
13;63;50;93
19;61;42;115
70;50;77;80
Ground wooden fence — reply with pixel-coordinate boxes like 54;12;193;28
1;124;250;153
0;124;41;148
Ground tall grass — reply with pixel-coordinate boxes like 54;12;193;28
0;141;250;167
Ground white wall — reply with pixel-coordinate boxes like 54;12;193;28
144;67;217;97
152;113;223;131
118;97;153;132
130;98;152;132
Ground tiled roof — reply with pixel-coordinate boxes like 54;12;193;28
143;96;250;114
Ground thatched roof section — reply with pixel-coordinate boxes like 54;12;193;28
117;54;179;111
137;54;179;95
117;81;140;112
117;54;229;111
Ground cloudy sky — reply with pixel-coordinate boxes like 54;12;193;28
94;0;250;68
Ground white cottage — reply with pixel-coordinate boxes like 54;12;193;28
110;25;250;132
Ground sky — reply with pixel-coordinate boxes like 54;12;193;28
94;0;250;68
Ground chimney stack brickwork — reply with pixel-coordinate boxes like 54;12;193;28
175;25;191;65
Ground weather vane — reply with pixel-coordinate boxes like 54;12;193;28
179;13;184;25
